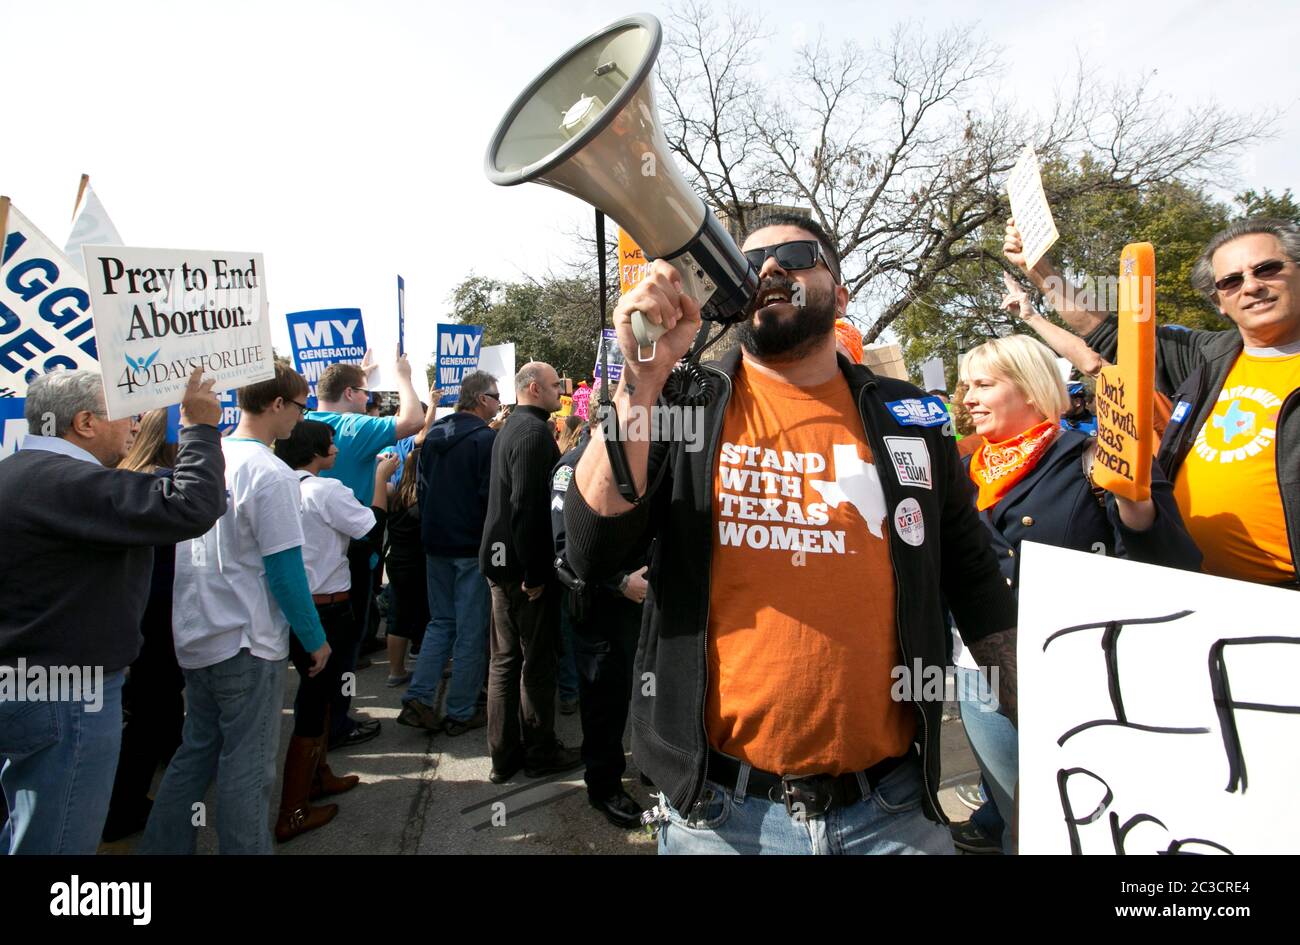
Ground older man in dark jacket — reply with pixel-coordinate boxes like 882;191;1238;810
0;368;226;854
478;361;581;783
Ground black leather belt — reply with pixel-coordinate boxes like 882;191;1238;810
706;750;910;818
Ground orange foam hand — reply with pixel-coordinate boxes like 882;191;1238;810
1092;242;1155;502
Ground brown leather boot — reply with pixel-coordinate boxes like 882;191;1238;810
275;735;338;843
311;733;360;800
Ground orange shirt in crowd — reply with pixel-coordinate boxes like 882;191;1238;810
1173;350;1300;584
705;363;914;777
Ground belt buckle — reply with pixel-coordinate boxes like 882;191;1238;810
772;776;831;820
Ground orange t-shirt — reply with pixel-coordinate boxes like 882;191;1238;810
706;363;913;777
1173;351;1300;584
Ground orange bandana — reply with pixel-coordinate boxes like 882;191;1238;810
968;419;1059;511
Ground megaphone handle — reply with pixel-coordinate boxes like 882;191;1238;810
627;253;717;362
630;310;666;362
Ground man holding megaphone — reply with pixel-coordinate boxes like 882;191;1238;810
563;213;1020;855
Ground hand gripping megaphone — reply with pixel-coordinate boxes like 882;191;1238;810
484;13;757;360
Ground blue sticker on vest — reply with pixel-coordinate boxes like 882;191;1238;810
885;396;949;428
1170;401;1191;424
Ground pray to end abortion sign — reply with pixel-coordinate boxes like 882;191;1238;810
83;245;274;418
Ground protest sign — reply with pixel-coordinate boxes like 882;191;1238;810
0;396;26;461
593;328;624;384
618;228;649;294
921;357;946;393
434;324;484;407
478;342;516;405
83;245;274;418
1006;146;1059;270
1;201;100;398
64;176;123;277
1092;243;1155;502
396;275;406;356
217;387;240;435
286;308;367;406
1018;541;1300;854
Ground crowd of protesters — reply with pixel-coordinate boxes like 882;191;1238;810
1;211;1297;855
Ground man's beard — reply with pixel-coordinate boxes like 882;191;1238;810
737;277;837;361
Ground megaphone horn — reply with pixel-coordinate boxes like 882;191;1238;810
484;13;757;359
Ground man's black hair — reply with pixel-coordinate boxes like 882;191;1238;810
741;210;842;283
274;419;334;469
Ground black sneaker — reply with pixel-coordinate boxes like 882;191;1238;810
590;789;643;829
328;718;382;751
523;744;584;779
950;820;1002;854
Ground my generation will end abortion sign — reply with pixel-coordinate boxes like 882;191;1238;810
286;308;367;405
83;245;274;418
435;324;484;406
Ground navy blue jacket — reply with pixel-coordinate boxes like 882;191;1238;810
418;412;495;558
964;429;1202;589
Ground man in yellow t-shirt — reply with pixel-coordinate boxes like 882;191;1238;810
1158;220;1300;588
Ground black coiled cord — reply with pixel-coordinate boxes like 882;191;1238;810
660;321;734;407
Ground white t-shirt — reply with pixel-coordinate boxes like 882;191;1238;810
297;473;377;594
172;438;306;670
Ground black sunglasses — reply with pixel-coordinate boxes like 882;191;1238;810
743;240;837;279
1214;259;1287;294
483;391;500;401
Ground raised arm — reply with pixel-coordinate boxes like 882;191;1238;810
1004;217;1108;336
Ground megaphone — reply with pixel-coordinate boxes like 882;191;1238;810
484;13;757;359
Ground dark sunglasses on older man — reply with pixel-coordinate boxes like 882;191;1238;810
1214;259;1287;293
743;240;837;278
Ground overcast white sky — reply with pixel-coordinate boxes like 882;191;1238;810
3;0;1296;372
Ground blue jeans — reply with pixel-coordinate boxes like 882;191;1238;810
405;556;490;722
956;666;1017;853
138;649;286;855
0;669;125;854
657;758;955;855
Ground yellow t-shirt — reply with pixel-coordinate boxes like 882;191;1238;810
706;363;913;777
1173;350;1300;584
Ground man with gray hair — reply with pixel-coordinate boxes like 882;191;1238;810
477;361;580;783
398;370;499;735
1147;218;1300;586
0;367;226;854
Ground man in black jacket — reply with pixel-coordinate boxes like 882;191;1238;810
478;361;581;782
565;214;1019;855
0;368;226;854
398;370;498;734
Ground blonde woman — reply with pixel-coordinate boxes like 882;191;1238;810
951;333;1201;854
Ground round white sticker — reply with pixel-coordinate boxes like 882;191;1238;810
893;498;925;547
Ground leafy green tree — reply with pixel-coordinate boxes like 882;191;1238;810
434;273;606;384
1234;188;1300;225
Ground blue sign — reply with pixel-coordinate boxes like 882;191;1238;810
285;308;368;408
885;396;949;428
217;388;240;435
0;397;27;460
435;324;484;407
593;328;624;384
397;275;406;357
